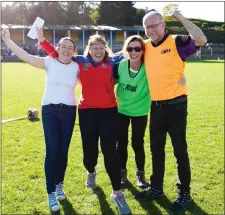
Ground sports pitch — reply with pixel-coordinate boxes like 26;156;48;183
2;61;224;214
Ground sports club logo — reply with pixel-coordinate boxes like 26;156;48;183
83;63;91;70
161;48;171;54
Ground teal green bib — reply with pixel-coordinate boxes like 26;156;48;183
116;59;151;116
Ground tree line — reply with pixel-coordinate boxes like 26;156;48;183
3;2;224;27
2;2;147;26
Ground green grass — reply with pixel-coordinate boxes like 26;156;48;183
2;61;224;215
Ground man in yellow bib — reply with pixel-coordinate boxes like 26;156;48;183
135;9;207;213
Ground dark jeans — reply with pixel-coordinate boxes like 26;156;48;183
42;104;76;194
117;113;148;171
78;107;121;191
150;98;191;192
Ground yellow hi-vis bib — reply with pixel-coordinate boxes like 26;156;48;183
144;35;188;101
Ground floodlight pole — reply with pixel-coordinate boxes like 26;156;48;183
82;30;85;53
110;31;112;49
53;30;55;46
124;31;126;41
23;30;25;45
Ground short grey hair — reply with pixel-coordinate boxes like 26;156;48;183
142;11;164;26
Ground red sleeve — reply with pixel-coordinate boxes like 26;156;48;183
40;40;58;58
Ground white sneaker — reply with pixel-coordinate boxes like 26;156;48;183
48;192;60;212
111;192;131;214
56;182;66;200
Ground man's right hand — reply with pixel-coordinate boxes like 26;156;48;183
172;10;185;23
36;27;45;43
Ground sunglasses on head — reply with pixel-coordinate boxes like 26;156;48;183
127;47;142;52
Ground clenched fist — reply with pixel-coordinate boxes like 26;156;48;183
172;10;185;22
1;28;10;41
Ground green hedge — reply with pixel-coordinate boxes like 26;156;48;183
165;20;183;27
166;27;225;43
189;18;224;27
166;19;224;28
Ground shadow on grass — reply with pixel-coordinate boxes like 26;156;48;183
187;60;224;63
125;183;208;215
59;198;78;215
183;199;209;215
50;209;61;215
126;180;172;215
29;117;40;122
93;185;116;215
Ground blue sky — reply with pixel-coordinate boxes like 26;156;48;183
134;1;224;22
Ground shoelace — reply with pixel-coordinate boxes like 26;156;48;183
48;193;58;207
115;193;127;207
56;186;64;196
176;192;190;206
142;187;162;198
142;187;152;197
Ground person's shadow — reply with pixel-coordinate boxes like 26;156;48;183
93;185;116;215
124;180;173;215
125;180;168;215
175;199;209;215
50;210;61;215
125;180;208;215
59;198;79;215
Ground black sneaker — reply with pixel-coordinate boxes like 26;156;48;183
170;190;192;213
135;185;164;200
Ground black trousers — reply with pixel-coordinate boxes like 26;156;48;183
78;107;121;191
117;113;148;171
150;98;191;192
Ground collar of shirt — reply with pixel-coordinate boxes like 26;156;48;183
151;31;169;47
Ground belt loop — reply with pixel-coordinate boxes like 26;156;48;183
60;103;63;113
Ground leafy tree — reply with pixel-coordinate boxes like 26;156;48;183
134;8;146;25
2;5;14;24
89;8;100;25
162;4;179;21
99;2;136;26
10;2;29;25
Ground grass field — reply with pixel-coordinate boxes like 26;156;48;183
2;61;224;215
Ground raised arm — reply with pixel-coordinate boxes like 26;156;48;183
36;28;58;58
1;29;45;69
172;10;207;47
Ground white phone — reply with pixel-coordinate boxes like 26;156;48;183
27;17;45;39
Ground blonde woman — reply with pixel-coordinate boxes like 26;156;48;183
39;31;131;215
